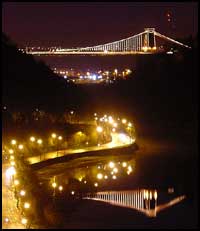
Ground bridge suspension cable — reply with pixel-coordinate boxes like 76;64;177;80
154;31;191;49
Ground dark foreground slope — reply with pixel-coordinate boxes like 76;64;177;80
2;34;89;113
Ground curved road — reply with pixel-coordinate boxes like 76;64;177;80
27;133;135;165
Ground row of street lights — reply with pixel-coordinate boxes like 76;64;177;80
8;133;63;161
5;150;32;228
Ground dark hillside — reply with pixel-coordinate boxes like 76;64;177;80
2;33;89;113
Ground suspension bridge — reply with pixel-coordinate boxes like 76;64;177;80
24;28;191;56
82;189;186;217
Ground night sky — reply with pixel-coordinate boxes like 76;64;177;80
2;2;198;48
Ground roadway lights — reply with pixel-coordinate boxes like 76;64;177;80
113;123;118;128
58;186;63;191
84;180;87;184
24;202;30;209
10;161;15;166
6;166;16;178
122;119;127;124
14;179;19;186
20;190;26;196
21;218;28;225
52;182;57;188
58;136;63;140
30;136;36;142
97;173;103;180
51;133;57;138
37;139;43;144
71;191;75;195
5;217;9;223
9;149;14;154
18;144;24;150
96;126;103;133
11;140;17;145
128;122;132;127
10;154;14;159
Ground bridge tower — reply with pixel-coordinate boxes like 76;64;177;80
144;28;156;51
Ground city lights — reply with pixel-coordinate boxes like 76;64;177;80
94;182;98;187
71;191;75;195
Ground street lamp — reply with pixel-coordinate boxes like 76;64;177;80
9;149;14;154
11;140;17;145
52;177;57;201
51;133;57;139
96;126;103;133
37;139;43;161
52;135;62;157
30;136;36;142
122;118;127;124
24;202;30;209
58;185;63;192
18;144;24;158
20;190;26;196
18;144;24;150
21;218;28;225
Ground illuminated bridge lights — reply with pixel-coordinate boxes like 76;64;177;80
23;28;191;56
